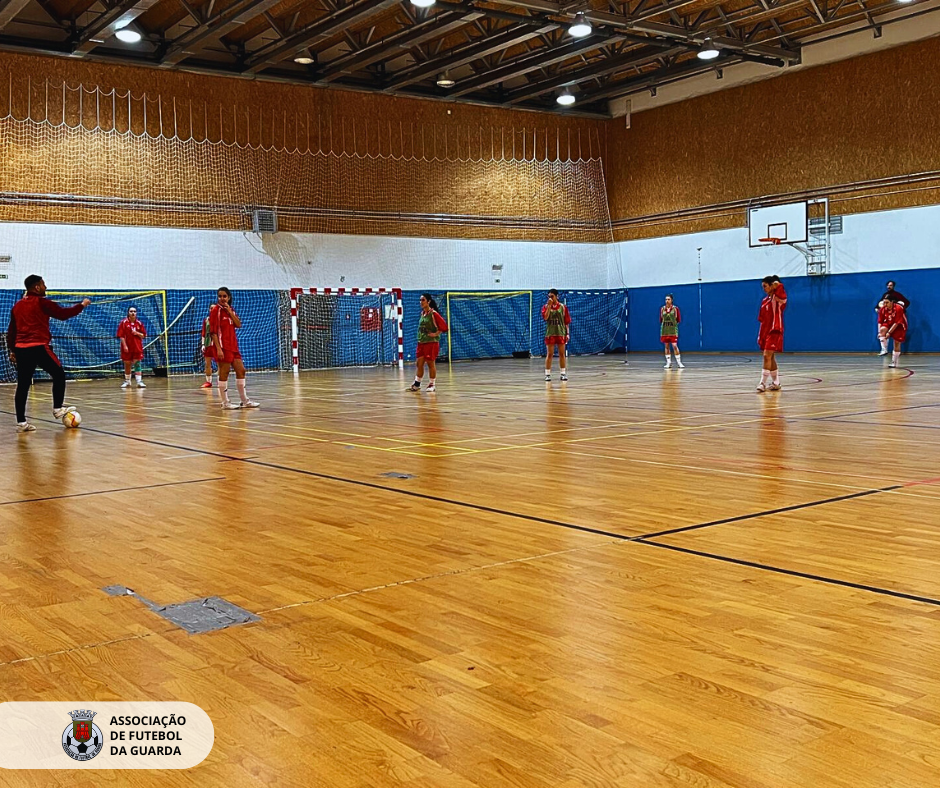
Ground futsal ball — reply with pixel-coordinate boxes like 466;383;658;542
62;411;82;428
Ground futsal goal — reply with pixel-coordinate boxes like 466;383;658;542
43;290;196;377
289;287;404;372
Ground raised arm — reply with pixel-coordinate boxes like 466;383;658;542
41;297;89;320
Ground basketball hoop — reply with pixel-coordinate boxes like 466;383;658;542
759;237;783;245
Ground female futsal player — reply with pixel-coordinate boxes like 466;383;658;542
757;275;787;392
205;287;259;409
409;294;447;393
660;294;684;369
879;293;908;368
542;289;571;381
116;305;147;388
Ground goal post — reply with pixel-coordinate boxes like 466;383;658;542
445;291;533;361
289;287;404;373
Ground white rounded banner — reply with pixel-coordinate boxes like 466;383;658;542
0;702;213;769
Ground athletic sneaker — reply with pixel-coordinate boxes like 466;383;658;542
221;401;242;410
426;384;436;393
560;373;568;382
16;422;36;433
136;380;146;388
200;381;213;389
52;406;75;419
677;361;685;369
755;383;766;393
240;400;260;408
664;361;672;369
121;380;131;389
544;374;551;382
768;383;781;391
878;349;889;356
888;361;897;368
408;382;421;392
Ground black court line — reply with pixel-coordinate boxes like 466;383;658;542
808;419;940;431
0;476;225;507
811;402;940;420
2;411;905;549
636;539;940;607
637;485;902;540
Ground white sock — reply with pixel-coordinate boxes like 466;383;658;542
237;378;248;403
880;338;888;352
665;355;671;363
135;374;142;383
219;380;230;403
760;369;770;385
675;354;681;362
560;368;567;375
772;371;780;384
124;374;131;382
892;351;900;363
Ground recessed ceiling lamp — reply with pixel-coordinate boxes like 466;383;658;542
556;89;576;106
568;12;592;38
294;56;314;65
114;27;142;43
697;38;720;60
411;0;436;7
436;72;455;88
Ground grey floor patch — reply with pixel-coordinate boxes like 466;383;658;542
381;472;415;479
102;586;260;634
156;597;260;634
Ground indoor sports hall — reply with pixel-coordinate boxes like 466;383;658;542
0;0;939;784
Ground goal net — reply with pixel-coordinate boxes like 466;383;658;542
41;290;175;378
290;288;403;372
445;291;533;361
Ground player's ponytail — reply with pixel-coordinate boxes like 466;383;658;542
421;293;438;311
761;276;775;286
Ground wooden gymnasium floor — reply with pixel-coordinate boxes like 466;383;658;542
2;353;940;787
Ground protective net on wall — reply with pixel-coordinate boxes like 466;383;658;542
0;77;613;243
445;291;533;361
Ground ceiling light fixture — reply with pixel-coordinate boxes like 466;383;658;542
556;89;576;106
294;56;314;65
114;27;142;43
568;12;592;38
411;0;436;7
436;72;455;88
697;39;720;60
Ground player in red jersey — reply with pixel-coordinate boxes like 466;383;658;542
7;275;89;432
660;294;684;369
116;306;147;389
542;289;571;382
408;294;448;393
205;287;259;409
757;275;787;392
879;293;908;368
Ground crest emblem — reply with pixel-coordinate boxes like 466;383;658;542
62;710;103;761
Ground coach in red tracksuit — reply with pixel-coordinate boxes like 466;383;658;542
7;275;90;432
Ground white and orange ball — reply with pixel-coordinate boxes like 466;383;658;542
62;411;82;428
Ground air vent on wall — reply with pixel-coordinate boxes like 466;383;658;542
251;209;278;235
0;255;10;280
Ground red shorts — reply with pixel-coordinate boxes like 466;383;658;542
121;351;143;362
759;331;783;352
545;335;567;346
887;330;906;344
416;342;440;360
661;336;678;344
205;347;242;364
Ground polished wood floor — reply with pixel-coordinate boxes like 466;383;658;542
2;353;940;787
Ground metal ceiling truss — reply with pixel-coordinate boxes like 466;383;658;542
0;0;932;115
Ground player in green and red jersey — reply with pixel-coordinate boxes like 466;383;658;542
542;289;571;382
408;294;448;393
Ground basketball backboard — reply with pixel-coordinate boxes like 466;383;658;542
748;201;808;247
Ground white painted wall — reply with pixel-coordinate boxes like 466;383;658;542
613;203;940;287
0;222;610;292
